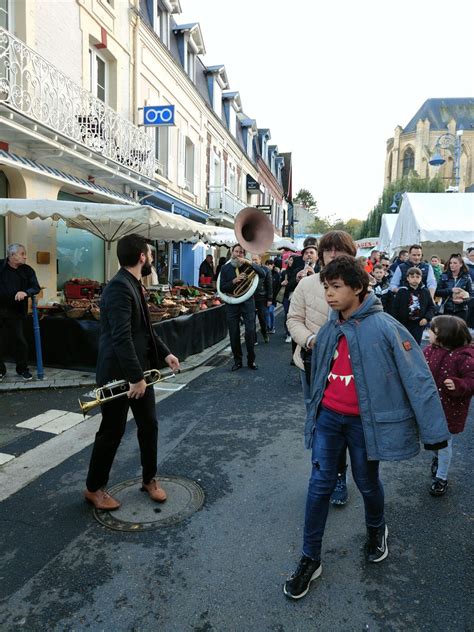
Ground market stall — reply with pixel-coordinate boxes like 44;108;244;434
377;213;398;256
390;192;474;259
0;198;229;371
22;303;227;371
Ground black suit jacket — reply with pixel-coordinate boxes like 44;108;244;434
96;268;170;386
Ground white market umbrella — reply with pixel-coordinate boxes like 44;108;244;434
0;198;223;278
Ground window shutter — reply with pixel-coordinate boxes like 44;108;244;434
177;129;185;187
166;126;172;179
193;143;200;197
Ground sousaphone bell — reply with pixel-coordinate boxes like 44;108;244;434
216;207;274;304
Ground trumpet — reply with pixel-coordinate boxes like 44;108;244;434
78;369;174;416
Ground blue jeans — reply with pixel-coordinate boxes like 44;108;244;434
283;297;290;336
303;407;385;560
435;436;452;480
266;304;275;330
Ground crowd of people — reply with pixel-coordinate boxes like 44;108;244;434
2;234;471;603
211;233;473;601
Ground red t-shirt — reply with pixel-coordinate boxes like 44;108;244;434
322;335;360;415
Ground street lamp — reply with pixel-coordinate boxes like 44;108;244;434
389;191;403;212
428;130;464;190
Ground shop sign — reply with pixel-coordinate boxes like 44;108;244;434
246;175;260;191
142;105;175;127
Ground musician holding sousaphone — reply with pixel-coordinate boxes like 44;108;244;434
217;207;274;372
84;233;180;511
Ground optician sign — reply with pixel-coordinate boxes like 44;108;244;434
142;105;175;127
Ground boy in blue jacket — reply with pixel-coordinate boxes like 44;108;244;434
283;256;449;600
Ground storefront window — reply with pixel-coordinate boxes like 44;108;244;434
56;220;105;289
0;216;5;256
0;171;7;255
154;241;169;284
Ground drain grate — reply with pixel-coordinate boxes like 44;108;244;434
93;475;205;532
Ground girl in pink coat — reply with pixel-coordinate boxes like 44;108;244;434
424;315;474;496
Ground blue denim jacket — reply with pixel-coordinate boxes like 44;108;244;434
308;293;450;460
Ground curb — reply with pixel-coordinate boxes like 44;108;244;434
0;306;283;391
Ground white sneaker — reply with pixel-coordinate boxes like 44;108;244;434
285;335;291;343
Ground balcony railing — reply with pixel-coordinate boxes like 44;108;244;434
0;28;154;179
208;185;246;217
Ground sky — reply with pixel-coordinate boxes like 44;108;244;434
179;0;474;221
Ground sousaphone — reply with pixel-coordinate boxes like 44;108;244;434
216;207;274;304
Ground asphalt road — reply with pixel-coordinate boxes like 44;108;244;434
0;315;472;632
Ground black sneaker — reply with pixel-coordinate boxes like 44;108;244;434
18;370;33;381
365;524;388;563
430;478;448;496
283;555;322;599
431;456;438;478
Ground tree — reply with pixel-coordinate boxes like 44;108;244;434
294;188;317;209
306;215;363;239
358;174;444;239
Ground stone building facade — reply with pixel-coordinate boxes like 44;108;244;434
0;0;290;299
385;98;474;192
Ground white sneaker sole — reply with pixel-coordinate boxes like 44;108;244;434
283;564;323;599
369;525;389;563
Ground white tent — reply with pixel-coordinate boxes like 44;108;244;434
391;193;474;252
378;213;399;255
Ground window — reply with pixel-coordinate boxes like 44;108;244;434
229;110;236;137
184;137;194;192
247;130;253;160
89;49;107;103
0;0;9;30
213;82;222;118
228;164;236;194
153;2;170;47
0;171;6;253
187;47;195;82
56;221;105;289
155;126;169;177
402;147;414;176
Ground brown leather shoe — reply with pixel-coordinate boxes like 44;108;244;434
84;488;121;511
141;479;167;502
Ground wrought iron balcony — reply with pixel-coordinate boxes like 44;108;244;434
208;185;246;217
0;28;154;179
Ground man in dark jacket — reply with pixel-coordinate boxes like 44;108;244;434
84;234;180;511
390;244;436;298
389;249;409;274
199;254;215;287
0;243;40;381
218;243;266;371
252;254;272;343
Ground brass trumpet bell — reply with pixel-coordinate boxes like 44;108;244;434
234;207;274;255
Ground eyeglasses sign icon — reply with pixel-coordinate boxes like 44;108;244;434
143;105;175;126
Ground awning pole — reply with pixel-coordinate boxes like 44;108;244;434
31;296;44;380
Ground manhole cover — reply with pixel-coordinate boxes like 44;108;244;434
93;475;205;532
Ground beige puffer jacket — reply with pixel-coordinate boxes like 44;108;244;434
287;273;330;369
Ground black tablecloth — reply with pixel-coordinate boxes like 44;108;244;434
19;306;227;372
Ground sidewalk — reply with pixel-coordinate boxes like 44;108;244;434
0;335;233;392
0;306;283;392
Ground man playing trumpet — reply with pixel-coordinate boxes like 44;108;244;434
84;233;180;511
